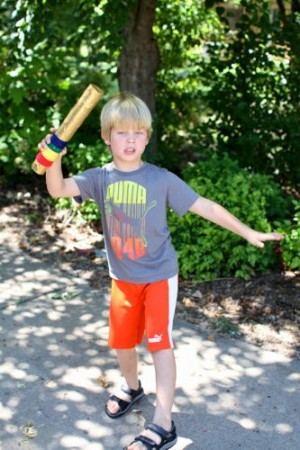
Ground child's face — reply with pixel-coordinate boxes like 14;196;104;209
104;126;149;169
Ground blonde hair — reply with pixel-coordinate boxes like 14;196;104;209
100;91;152;141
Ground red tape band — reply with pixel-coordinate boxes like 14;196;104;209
37;152;53;168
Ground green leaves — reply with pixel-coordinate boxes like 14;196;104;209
0;0;299;203
278;201;300;270
199;1;300;187
0;0;112;181
169;154;286;281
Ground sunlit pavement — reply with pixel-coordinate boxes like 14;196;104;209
1;245;300;449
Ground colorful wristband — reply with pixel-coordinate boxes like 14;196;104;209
36;151;52;168
42;146;59;162
51;133;68;150
47;142;62;154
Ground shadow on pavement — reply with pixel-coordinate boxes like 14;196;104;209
0;245;299;449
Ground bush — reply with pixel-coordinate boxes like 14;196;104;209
53;196;101;224
168;154;288;280
66;141;111;176
277;201;300;271
198;1;300;188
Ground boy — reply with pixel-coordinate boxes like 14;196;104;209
39;92;283;450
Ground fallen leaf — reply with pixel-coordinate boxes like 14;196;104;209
20;423;37;439
97;376;110;388
183;297;193;308
207;334;216;342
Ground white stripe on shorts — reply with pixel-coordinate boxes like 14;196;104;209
167;274;178;348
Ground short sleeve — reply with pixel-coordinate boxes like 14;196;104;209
73;168;102;203
166;171;199;216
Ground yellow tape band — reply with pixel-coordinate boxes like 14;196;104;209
42;146;59;162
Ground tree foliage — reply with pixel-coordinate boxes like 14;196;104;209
1;0;299;188
1;0;299;276
168;154;288;280
0;0;122;178
196;0;300;187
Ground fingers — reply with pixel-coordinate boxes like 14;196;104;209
37;128;67;156
37;128;54;151
37;134;51;152
249;231;284;248
261;232;284;242
255;241;264;249
271;232;284;241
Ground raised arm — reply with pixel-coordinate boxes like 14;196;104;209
189;197;283;248
38;132;80;199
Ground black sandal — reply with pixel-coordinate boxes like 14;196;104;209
123;421;177;449
105;380;144;419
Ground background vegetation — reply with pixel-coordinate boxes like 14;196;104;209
0;0;299;280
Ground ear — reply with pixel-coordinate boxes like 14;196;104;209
101;130;110;145
146;129;152;144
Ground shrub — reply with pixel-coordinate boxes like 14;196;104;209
200;1;300;188
277;201;300;271
168;154;288;280
53;196;101;224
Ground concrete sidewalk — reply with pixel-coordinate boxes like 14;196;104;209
0;244;299;450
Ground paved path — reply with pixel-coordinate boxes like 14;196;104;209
0;245;299;449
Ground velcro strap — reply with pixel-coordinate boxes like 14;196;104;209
121;385;134;395
147;422;170;439
135;435;156;449
121;380;140;396
109;394;129;408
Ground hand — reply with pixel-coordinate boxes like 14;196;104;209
247;230;284;248
37;127;67;157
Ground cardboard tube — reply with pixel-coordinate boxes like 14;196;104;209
32;84;104;175
56;84;104;141
32;160;48;175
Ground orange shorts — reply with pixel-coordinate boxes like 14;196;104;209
108;275;178;351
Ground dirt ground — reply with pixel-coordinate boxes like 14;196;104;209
1;185;299;360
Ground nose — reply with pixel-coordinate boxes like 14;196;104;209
127;133;136;142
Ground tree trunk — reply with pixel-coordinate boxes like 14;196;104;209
292;0;300;13
118;0;160;119
276;0;286;16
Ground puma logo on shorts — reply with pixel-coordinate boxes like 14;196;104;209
148;334;163;344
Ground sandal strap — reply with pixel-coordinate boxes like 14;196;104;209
108;394;129;408
146;422;173;439
121;379;141;397
134;435;157;449
124;423;177;450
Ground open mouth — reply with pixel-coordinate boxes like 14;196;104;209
124;148;136;154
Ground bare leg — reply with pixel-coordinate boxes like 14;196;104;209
126;348;176;450
106;348;139;415
117;348;139;389
152;349;176;428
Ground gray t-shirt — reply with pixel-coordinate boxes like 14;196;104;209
74;162;199;283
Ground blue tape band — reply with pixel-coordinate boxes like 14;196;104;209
51;134;68;150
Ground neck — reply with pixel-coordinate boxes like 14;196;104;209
111;160;144;172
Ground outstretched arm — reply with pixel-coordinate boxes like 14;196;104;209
189;197;283;248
